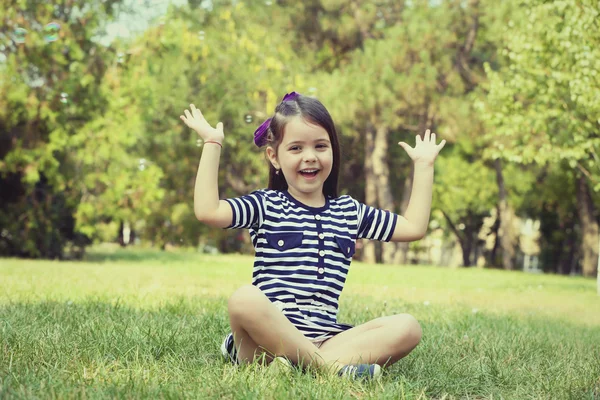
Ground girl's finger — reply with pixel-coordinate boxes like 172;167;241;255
184;109;192;119
431;132;436;143
437;139;447;150
415;134;422;144
398;142;412;152
424;129;430;142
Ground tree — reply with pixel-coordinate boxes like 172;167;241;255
479;0;600;280
321;0;500;265
0;0;126;258
432;149;497;266
98;1;306;249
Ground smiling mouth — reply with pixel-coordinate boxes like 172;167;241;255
299;169;320;178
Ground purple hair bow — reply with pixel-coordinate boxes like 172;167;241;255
253;91;300;147
282;91;299;102
253;117;272;147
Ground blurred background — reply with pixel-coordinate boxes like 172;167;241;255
1;0;598;280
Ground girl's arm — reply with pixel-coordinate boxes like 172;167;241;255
390;130;445;242
181;104;233;228
390;163;434;242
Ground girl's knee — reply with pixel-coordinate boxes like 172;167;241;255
394;314;422;346
228;284;265;317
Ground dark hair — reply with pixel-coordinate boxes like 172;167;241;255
264;95;341;198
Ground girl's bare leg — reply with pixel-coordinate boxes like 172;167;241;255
317;314;423;366
228;285;342;371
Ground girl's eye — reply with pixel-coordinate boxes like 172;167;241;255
289;146;301;151
316;144;328;149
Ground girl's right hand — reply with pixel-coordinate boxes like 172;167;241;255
180;104;224;142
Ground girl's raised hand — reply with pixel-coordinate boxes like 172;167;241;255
398;129;446;166
180;104;224;142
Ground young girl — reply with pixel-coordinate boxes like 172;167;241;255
180;92;445;380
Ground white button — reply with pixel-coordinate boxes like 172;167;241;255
318;267;325;274
315;215;321;220
278;240;284;246
318;233;324;239
319;250;325;257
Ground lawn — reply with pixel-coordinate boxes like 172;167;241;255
1;245;599;399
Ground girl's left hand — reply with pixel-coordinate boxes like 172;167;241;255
398;129;446;166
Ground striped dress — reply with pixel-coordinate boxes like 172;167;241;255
225;189;398;341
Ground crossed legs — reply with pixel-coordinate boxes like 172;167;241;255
227;285;422;370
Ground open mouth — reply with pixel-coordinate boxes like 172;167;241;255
299;169;319;178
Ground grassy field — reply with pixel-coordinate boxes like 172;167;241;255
1;245;599;399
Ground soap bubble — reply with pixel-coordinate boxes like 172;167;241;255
244;114;253;123
196;139;202;147
43;22;61;43
60;92;69;104
198;31;205;41
14;28;27;44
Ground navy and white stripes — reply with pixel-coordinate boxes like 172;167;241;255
225;189;397;341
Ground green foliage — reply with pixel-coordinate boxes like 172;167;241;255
474;0;600;274
0;0;124;258
479;0;600;180
434;151;497;221
318;1;511;263
1;0;597;274
106;1;307;247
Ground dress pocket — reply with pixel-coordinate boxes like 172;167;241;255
335;236;356;258
265;232;303;251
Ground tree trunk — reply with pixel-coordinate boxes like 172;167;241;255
597;251;600;294
372;124;397;265
576;175;598;278
488;206;501;267
463;213;479;267
559;234;577;275
441;210;472;267
362;126;377;264
494;159;515;270
461;235;472;267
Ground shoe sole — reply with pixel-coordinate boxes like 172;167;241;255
269;356;294;373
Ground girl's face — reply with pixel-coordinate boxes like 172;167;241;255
267;116;333;205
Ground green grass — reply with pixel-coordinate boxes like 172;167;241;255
1;245;599;399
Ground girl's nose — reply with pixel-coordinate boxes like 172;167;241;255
303;150;317;162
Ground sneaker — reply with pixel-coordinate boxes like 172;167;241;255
338;364;382;380
221;333;238;364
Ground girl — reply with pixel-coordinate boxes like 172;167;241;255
180;92;445;380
